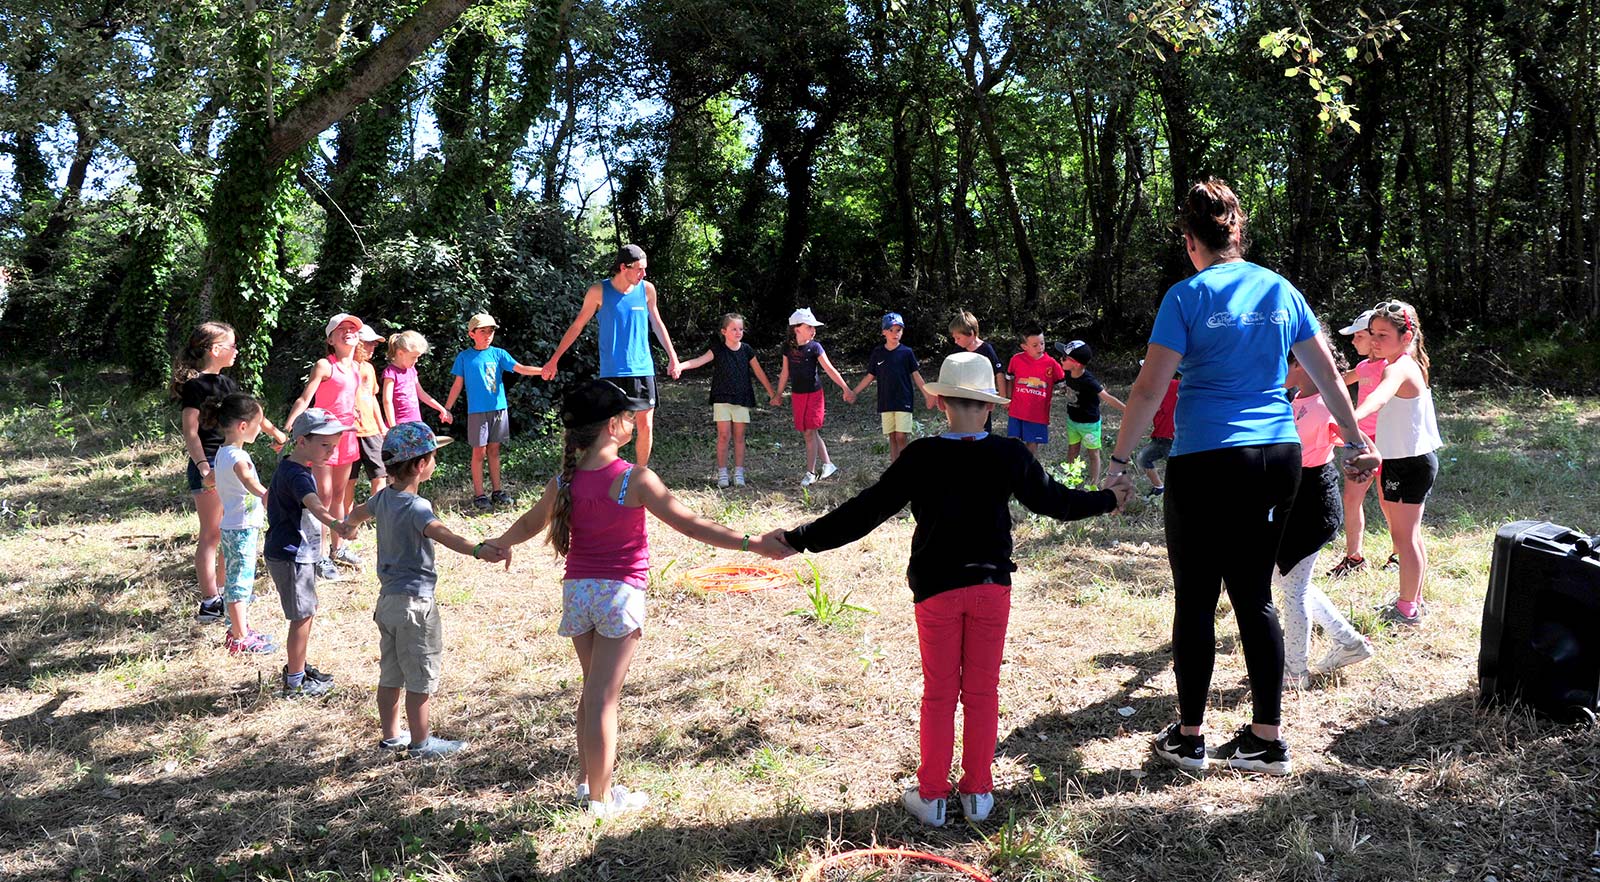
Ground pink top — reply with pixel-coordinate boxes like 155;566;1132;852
313;358;359;423
563;458;650;588
1292;392;1337;468
383;364;422;424
1353;357;1384;440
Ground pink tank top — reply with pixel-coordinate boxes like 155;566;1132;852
313;358;359;422
1353;357;1384;440
563;458;650;588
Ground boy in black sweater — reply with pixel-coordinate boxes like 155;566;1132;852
765;353;1133;827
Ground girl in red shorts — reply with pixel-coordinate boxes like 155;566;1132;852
285;313;366;580
770;308;855;486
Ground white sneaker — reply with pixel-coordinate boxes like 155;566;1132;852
1284;669;1311;690
733;470;746;487
588;785;649;818
959;791;994;821
576;782;589;803
818;461;839;480
717;470;730;488
901;787;946;827
800;472;816;487
1315;636;1375;673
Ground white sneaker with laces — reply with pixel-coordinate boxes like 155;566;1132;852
1284;669;1311;690
959;791;994;821
800;472;816;487
733;470;746;487
588;785;649;818
717;469;730;488
818;461;839;480
576;782;589;803
901;787;946;827
1315;636;1375;673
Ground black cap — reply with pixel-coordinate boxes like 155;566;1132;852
1055;340;1092;364
617;243;646;266
561;380;651;427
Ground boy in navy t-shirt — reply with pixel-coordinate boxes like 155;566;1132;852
1052;340;1125;488
442;313;543;511
852;312;934;461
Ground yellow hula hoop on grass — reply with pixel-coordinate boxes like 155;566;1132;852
683;564;793;593
799;847;994;882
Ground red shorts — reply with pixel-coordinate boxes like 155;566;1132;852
791;390;826;431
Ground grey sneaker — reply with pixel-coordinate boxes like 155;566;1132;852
332;546;362;567
1315;637;1375;673
472;494;493;511
1379;602;1423;626
283;674;333;699
717;470;730;488
900;787;947;827
491;489;513;506
959;791;994;821
1284;669;1311;690
800;472;816;487
408;735;466;759
378;731;412;751
818;461;839;480
733;470;746;487
315;558;338;581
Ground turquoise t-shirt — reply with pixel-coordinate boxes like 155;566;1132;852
451;346;519;414
1149;261;1318;457
597;279;653;377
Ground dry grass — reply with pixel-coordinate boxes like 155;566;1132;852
2;365;1598;881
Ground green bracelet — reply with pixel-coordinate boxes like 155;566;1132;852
741;534;750;552
472;542;484;559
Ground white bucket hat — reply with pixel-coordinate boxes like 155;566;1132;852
923;352;1010;405
787;307;824;327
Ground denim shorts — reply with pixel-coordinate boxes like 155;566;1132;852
1137;437;1173;470
559;579;646;638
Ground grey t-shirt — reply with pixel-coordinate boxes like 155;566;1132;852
369;488;440;598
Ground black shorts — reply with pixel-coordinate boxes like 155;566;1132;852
601;375;658;408
1380;451;1438;504
350;434;387;480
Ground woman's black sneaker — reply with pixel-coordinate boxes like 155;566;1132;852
1210;726;1292;775
1152;723;1206;771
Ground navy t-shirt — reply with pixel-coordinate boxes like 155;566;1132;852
264;458;323;563
1058;370;1105;424
709;342;757;407
785;341;826;393
867;344;920;413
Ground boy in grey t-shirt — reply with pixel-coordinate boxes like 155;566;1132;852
343;422;507;758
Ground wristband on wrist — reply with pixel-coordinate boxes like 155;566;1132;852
1109;454;1131;465
472;542;483;559
741;534;751;552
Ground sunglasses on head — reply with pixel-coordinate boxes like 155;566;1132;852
1372;301;1413;333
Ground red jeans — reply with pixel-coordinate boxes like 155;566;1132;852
913;583;1011;800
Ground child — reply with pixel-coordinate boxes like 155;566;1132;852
484;380;786;816
343;422;506;757
1003;323;1064;457
265;408;359;698
202;393;275;655
852;312;935;462
1352;300;1443;626
284;313;366;578
1052;341;1126;488
1134;359;1180;497
678;313;778;487
172;322;287;623
1278;337;1374;686
767;353;1133;827
348;325;391;503
949;310;1005;434
1328;308;1393;577
443;313;544;510
382;330;454;429
770;308;855;486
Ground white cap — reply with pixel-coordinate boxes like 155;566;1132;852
1339;309;1375;335
787;307;824;327
324;313;364;339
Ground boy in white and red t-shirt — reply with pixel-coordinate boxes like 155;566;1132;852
1004;323;1065;457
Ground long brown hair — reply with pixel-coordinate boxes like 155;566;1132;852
546;418;609;556
1178;177;1248;257
1369;300;1431;384
170;322;235;400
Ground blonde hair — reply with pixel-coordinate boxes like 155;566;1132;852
949;310;979;336
388;330;429;354
546;419;609;556
170;322;235;399
1369;300;1430;384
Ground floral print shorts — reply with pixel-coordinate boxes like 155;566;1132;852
559;579;646;639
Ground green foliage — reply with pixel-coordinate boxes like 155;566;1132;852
787;558;874;628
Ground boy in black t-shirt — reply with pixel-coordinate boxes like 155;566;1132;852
1052;340;1126;489
766;353;1133;827
851;312;934;462
679;313;778;486
948;310;1005;434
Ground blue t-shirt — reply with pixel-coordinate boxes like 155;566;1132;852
451;346;519;414
867;344;921;413
264;458;323;563
1148;261;1318;456
598;279;653;377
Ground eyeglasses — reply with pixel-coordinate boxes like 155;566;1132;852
214;342;238;352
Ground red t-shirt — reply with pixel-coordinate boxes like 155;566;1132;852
1152;379;1180;440
1006;353;1065;424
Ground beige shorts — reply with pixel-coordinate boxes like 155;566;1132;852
881;411;915;435
713;403;751;424
374;594;443;694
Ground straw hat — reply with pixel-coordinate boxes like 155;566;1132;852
923;352;1009;405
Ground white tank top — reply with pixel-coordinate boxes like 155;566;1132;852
1375;383;1442;459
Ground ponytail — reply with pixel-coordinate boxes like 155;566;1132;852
546;419;607;556
199;392;263;431
170;322;235;400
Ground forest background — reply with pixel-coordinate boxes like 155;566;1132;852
1;0;1597;408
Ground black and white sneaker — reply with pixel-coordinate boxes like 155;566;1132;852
1210;726;1292;775
195;596;225;624
302;663;335;684
1152;723;1206;771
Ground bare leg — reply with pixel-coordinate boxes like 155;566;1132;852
194;490;224;600
1341;474;1372;559
284;617;313;675
470;445;486;497
803;429;819;473
635;408;655;468
404;691;431;744
1085;448;1102;488
732;423;747;469
378;685;404;740
312;463;336;555
486;442;502;492
716;421;731;470
571;629;642;799
1144;467;1164;490
1381;497;1428;604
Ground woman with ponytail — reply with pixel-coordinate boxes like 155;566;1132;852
485;381;788;817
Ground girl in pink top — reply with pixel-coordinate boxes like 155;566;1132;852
1329;309;1393;577
381;330;454;427
487;380;787;818
284;313;366;573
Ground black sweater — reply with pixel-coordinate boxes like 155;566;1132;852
783;434;1118;602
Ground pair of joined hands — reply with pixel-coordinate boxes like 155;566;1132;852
769;390;856;406
1102;471;1136;513
541;360;684;383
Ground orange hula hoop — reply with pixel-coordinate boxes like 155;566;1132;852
683;564;793;593
799;847;994;882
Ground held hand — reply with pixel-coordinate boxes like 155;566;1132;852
334;521;358;541
479;538;512;570
843;390;856;405
1102;472;1135;513
201;469;216;489
769;395;781;407
754;528;796;560
540;361;559;382
438;409;455;425
668;357;682;380
1340;448;1382;481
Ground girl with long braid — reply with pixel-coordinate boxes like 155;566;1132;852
485;381;788;817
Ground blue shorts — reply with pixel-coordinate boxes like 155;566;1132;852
1007;416;1049;445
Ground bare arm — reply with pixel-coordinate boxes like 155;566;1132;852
771;358;790;403
302;490;355;538
1099;389;1127;412
851;373;876;397
1351;360;1411;422
415;381;453;423
233;459;269;499
344;499;373;529
443;375;465;413
912;371;935;408
491;476;561;548
679;349;715;371
423;518;487;559
751;357;778;401
284;359;332;430
644;281;680;378
541;285;603;380
1293;335;1380;473
632;467;749;549
381;376;397;427
819;353;856;402
511;360;544;376
181;408;211;483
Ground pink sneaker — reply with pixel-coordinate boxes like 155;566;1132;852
225;630;276;655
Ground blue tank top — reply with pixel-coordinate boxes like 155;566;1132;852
598;279;653;378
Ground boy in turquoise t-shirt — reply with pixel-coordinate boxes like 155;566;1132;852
442;313;543;510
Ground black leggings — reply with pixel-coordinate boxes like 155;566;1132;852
1164;443;1301;727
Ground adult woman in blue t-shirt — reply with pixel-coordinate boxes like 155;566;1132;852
1108;179;1381;776
542;245;681;467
